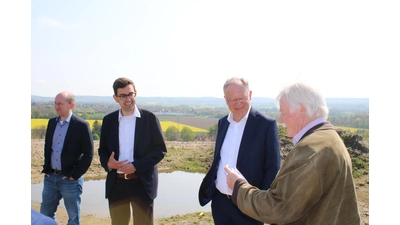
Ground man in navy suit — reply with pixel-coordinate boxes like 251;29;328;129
40;91;94;225
198;77;281;225
98;77;167;225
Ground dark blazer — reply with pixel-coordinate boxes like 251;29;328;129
98;108;167;200
42;114;94;180
199;107;281;206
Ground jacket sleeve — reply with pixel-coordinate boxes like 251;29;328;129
232;160;322;224
71;119;94;179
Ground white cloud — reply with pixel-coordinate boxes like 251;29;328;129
36;16;63;28
35;16;82;29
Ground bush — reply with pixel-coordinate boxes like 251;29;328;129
181;127;195;142
93;133;100;140
165;126;179;141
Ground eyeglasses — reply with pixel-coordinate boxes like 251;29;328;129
117;92;136;101
54;102;66;107
225;96;248;104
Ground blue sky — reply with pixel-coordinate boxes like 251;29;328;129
26;0;398;98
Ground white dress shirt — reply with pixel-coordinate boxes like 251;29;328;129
117;105;141;174
215;107;250;195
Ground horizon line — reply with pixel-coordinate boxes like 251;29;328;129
31;95;368;99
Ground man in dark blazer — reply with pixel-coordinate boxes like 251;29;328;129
40;91;94;225
199;77;281;225
98;77;167;225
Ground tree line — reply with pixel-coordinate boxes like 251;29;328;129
31;101;369;141
31;101;369;129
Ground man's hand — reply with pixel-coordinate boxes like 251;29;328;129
107;152;129;170
118;162;136;174
224;165;246;190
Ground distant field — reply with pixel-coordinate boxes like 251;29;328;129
335;126;368;133
157;115;218;130
31;118;49;128
31;118;208;133
157;121;207;132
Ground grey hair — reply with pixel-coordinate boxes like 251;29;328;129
275;81;329;120
223;77;250;93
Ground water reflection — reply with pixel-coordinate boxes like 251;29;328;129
31;171;211;219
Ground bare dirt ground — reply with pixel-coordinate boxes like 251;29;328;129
31;139;369;225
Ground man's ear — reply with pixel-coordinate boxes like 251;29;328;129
113;95;119;103
299;104;307;117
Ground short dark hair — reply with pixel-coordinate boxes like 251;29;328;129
113;77;136;95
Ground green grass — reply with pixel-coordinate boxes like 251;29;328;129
352;157;369;179
335;126;368;133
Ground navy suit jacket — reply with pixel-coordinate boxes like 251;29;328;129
42;114;94;180
98;108;167;200
198;107;281;206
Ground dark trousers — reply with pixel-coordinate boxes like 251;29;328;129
211;189;263;225
108;178;154;225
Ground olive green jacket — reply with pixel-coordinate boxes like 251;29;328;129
232;122;361;225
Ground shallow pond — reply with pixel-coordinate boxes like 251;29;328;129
31;171;211;218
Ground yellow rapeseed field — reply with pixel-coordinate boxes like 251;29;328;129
31;119;207;133
31;118;49;128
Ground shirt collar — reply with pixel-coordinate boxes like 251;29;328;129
118;105;141;121
293;117;326;145
57;113;72;124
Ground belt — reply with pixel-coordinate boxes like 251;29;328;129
219;190;232;199
51;169;62;175
117;173;138;179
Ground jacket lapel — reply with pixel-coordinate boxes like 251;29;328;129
63;114;76;147
134;108;143;155
111;112;120;159
215;118;229;158
237;108;258;165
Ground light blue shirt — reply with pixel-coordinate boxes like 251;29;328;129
51;113;72;170
293;117;326;146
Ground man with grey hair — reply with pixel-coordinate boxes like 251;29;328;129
225;81;361;225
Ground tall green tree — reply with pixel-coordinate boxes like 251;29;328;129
92;120;102;138
181;126;195;142
165;126;179;141
207;123;218;141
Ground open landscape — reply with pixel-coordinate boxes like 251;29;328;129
31;96;369;224
31;134;369;225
